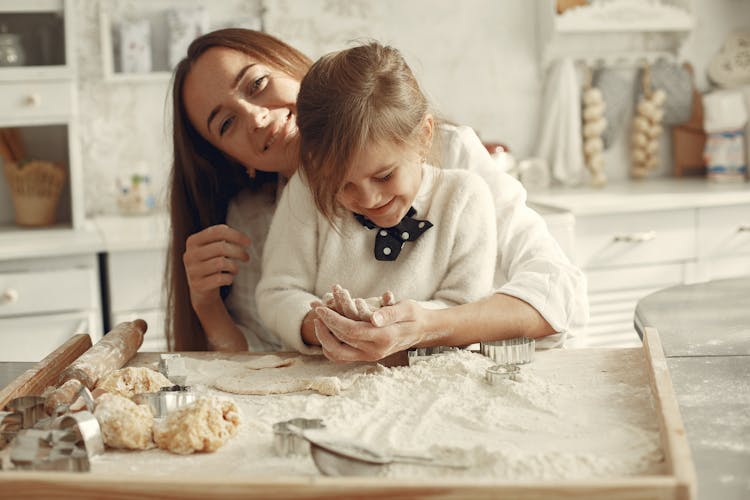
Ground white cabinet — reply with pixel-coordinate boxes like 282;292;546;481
530;179;750;349
0;253;102;361
95;214;169;352
696;203;750;281
0;0;84;232
573;209;696;348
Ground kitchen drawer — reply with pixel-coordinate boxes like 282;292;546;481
697;204;750;259
0;312;91;362
106;250;166;313
0;267;97;318
0;81;72;121
575;209;696;269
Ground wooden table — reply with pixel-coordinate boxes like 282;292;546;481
0;330;695;500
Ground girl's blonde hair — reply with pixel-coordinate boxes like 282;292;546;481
297;42;431;222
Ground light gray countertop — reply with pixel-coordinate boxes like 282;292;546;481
635;277;750;500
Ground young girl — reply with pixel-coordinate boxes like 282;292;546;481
255;42;497;354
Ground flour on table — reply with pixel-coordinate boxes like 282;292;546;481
153;397;242;455
211;356;382;396
92;349;664;481
96;366;173;398
94;393;154;450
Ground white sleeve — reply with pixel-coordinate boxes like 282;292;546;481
439;125;589;337
255;174;323;355
418;171;497;310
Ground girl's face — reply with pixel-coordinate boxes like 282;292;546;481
183;47;301;178
336;140;424;229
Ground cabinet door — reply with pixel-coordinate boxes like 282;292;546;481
575;209;696;269
0;311;93;362
107;249;166;313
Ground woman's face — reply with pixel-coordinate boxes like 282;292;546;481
183;47;301;178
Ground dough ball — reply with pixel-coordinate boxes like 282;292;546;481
153;398;242;455
94;393;154;450
96;366;173;398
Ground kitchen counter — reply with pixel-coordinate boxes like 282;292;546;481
529;177;750;216
635;277;750;500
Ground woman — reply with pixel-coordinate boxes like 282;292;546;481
167;29;588;359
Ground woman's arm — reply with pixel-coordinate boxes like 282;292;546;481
313;293;554;362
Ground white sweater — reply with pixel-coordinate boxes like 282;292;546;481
225;124;589;351
256;165;497;354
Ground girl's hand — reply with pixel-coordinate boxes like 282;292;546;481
183;224;251;312
320;284;395;321
312;300;426;362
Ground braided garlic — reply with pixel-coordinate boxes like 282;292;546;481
582;68;608;187
631;64;666;179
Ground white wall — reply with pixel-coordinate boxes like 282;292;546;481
74;0;749;215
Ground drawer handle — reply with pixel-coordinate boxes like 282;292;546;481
1;288;19;305
738;225;750;233
613;231;656;243
25;94;41;107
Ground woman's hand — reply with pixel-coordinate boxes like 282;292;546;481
312;300;427;362
183;224;251;312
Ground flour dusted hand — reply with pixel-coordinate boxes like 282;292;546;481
319;284;396;322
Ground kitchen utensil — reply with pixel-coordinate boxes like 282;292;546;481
287;425;468;477
272;418;325;457
132;385;195;418
485;364;521;384
480;337;535;365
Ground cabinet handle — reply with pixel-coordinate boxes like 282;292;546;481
738;225;750;233
1;288;19;304
25;94;41;107
613;230;656;243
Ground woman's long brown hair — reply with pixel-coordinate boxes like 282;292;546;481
166;29;311;351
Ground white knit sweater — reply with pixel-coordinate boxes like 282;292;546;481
255;165;497;354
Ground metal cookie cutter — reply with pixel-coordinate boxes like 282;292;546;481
159;353;188;386
9;428;90;472
0;412;22;450
5;396;47;429
57;410;105;459
480;337;535;365
132;385;195;418
273;418;326;457
485;364;521;384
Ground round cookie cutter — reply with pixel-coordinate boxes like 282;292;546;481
485;364;521;384
480;337;535;365
273;418;326;457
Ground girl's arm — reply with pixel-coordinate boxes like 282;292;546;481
313;292;554;362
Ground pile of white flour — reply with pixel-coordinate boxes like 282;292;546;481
92;348;664;480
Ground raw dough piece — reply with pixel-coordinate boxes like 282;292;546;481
96;366;173;398
243;354;297;370
94;393;154;450
153;397;241;455
213;360;380;396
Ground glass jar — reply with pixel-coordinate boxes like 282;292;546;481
0;32;26;67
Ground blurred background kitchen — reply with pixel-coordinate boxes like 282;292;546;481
0;0;749;360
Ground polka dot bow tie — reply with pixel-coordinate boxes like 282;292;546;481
353;207;433;261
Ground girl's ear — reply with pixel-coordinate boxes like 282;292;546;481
419;114;434;157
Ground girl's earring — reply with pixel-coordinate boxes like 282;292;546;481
246;167;256;179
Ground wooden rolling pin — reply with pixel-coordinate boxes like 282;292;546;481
57;319;148;389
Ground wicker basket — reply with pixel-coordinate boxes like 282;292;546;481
3;160;66;227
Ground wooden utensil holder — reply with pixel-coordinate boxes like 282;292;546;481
2;160;66;227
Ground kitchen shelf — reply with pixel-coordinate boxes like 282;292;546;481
538;0;694;69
